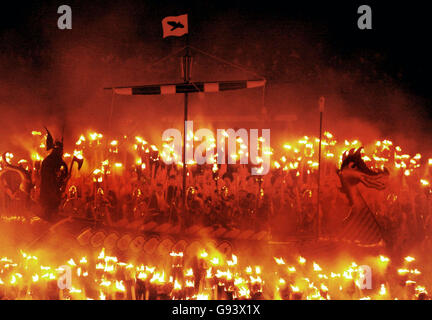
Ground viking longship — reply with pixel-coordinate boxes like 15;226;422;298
0;46;389;260
1;147;390;263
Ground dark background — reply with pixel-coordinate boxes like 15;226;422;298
0;1;430;154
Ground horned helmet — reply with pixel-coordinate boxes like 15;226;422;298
45;127;63;154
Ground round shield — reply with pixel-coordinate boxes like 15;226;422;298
217;241;233;256
117;234;132;251
143;237;160;255
156;237;175;256
104;233;119;250
185;240;204;257
129;236;146;253
76;228;93;246
90;231;106;248
172;240;187;254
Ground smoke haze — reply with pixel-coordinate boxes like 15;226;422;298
0;1;430;158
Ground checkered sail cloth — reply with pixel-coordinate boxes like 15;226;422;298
108;80;266;95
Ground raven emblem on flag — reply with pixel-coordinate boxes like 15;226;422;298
162;14;188;38
167;21;184;31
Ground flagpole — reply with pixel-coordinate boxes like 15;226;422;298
317;96;325;239
183;90;188;211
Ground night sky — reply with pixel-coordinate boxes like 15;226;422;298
1;1;429;93
0;1;430;152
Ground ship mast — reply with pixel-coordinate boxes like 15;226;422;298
181;43;192;210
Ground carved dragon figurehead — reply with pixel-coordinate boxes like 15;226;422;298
337;147;389;204
1;152;34;200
